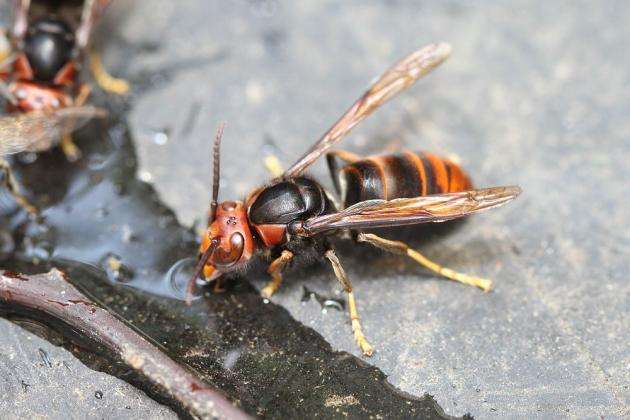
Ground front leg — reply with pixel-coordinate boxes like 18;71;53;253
60;84;93;161
263;155;284;178
0;47;18;105
0;29;12;68
261;250;294;298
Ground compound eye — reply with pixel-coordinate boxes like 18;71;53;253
213;232;244;268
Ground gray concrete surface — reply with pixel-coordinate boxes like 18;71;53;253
117;1;629;418
0;319;176;419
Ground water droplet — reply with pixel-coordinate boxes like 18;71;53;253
121;224;137;243
301;286;345;312
153;131;168;145
17;152;38;164
87;153;110;171
23;237;54;261
94;390;103;399
99;253;134;283
138;170;153;183
20;219;55;261
95;207;109;219
165;257;203;301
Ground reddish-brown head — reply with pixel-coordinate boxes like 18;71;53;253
199;200;255;280
185;123;256;304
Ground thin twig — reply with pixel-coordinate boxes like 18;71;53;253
0;269;251;420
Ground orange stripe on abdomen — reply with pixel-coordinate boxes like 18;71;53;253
338;151;473;207
422;152;449;194
403;150;427;196
443;159;473;192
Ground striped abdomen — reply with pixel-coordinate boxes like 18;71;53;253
336;151;472;208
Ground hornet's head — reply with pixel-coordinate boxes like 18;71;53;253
186;123;255;303
198;200;255;281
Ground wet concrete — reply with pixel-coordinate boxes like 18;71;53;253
0;318;176;419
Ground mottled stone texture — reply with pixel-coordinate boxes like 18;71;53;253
0;319;176;419
1;0;629;418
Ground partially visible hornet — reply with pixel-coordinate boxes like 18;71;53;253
187;43;521;356
0;0;123;215
0;106;106;215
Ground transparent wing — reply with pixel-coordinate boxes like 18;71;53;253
10;0;30;41
76;0;112;51
280;42;452;179
0;106;107;155
300;186;522;235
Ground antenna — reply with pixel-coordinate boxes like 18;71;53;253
208;122;226;224
185;238;220;306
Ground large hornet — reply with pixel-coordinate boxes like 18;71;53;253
0;0;125;215
187;43;521;356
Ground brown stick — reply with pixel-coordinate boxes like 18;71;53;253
0;269;251;420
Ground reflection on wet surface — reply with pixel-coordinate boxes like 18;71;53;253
301;286;345;312
0;109;459;418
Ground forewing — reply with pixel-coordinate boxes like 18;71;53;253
75;0;112;51
0;106;107;155
280;42;452;179
301;186;522;235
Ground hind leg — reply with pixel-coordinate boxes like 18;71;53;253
357;232;492;291
0;157;38;216
89;51;130;95
325;248;374;356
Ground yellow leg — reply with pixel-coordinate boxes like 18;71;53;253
263;155;284;178
357;233;492;292
0;30;10;65
0;52;11;69
89;51;130;95
60;134;82;162
261;250;293;298
59;84;93;161
0;157;38;216
74;84;92;106
325;249;374;356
